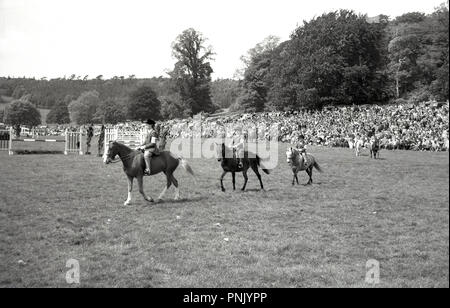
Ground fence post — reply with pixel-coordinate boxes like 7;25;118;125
8;127;13;155
64;128;68;155
79;127;84;155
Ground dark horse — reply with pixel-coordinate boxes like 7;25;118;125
368;137;381;159
104;141;194;205
286;148;323;185
215;143;270;192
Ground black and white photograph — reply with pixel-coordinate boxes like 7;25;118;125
0;0;448;291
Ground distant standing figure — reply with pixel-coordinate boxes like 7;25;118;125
158;125;169;151
85;124;94;155
98;125;105;157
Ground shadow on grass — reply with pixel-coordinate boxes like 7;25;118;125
155;196;208;204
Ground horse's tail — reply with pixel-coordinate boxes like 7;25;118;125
256;155;270;174
313;159;323;173
179;157;195;177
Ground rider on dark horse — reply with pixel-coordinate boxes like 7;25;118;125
139;119;159;175
231;129;248;169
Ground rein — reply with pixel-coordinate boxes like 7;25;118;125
109;149;138;164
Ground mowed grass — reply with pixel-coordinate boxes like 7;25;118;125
0;143;448;288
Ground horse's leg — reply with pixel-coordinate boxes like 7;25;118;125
137;175;153;203
250;163;264;190
232;172;236;190
158;173;172;201
220;171;227;192
124;176;133;206
292;171;295;186
171;174;180;200
295;173;300;185
241;168;249;191
306;168;312;185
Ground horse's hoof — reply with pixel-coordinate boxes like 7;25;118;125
146;198;154;203
124;201;130;206
221;188;226;192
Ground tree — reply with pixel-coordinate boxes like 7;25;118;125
429;2;449;100
159;95;185;119
388;28;423;97
235;36;281;111
68;90;100;124
127;85;161;121
93;98;127;124
4;100;41;127
46;95;72;124
235;35;281;79
12;85;27;99
210;79;241;109
170;28;216;116
268;10;388;109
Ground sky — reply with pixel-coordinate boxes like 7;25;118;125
0;0;446;80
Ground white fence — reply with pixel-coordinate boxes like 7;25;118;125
104;127;144;151
0;127;83;155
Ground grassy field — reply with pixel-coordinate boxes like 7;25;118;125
0;143;448;288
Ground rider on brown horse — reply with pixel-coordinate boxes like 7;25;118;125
139;119;159;175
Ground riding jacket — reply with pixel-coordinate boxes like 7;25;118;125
142;128;158;152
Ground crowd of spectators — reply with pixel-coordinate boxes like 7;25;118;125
3;101;448;152
166;101;449;152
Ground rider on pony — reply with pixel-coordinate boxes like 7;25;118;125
139;119;159;175
293;134;308;166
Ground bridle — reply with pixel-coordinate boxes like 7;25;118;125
286;148;296;165
106;144;138;164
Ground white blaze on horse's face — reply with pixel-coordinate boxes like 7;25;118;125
103;144;111;164
286;149;293;163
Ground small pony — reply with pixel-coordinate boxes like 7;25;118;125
215;142;270;192
286;147;323;185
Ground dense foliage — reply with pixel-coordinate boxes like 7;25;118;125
4;100;41;127
235;5;449;111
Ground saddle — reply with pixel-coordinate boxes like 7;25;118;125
139;147;161;156
301;154;310;167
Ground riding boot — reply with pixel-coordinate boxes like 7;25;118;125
236;152;243;169
144;156;151;175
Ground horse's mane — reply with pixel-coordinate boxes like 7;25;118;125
288;148;306;166
113;141;138;154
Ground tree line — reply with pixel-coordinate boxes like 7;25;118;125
0;4;448;127
235;5;449;111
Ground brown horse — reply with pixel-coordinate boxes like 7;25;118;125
286;148;323;185
104;141;194;205
215;143;270;192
